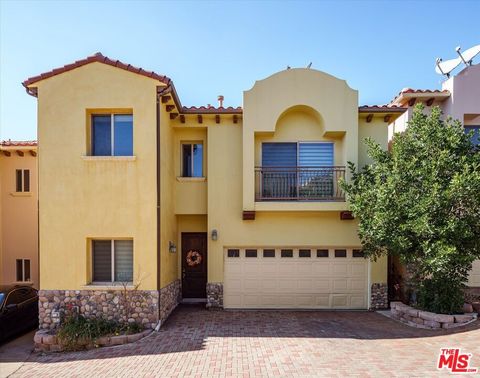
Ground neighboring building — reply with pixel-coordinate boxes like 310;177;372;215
0;140;38;289
387;63;480;292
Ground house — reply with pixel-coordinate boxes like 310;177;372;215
387;63;480;293
0;140;38;288
23;53;409;329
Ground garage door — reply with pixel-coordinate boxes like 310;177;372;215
224;247;368;309
469;260;480;287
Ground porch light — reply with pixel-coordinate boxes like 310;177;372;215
211;229;218;241
169;241;177;253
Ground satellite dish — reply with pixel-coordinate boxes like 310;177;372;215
456;44;480;66
435;56;461;76
435;43;480;77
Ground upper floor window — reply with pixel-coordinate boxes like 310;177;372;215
182;143;203;177
464;125;480;146
262;142;334;168
16;259;31;282
92;239;133;283
92;114;133;156
16;169;30;192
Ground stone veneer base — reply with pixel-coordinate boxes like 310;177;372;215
370;283;388;310
388;301;478;329
33;329;153;353
38;289;159;330
206;282;223;308
159;279;182;323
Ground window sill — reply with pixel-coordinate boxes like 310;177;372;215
82;283;135;290
176;177;206;182
10;192;32;197
12;281;34;286
81;156;136;161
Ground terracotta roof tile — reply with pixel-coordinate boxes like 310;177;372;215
22;52;171;91
390;88;450;104
1;140;37;147
182;106;243;114
358;105;407;113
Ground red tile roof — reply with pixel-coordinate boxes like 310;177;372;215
22;52;171;90
358;105;407;113
1;140;37;147
182;106;243;114
390;88;450;104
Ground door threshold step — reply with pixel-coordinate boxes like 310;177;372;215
182;298;207;304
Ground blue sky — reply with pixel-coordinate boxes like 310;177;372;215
1;0;479;140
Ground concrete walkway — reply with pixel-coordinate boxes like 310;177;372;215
0;331;35;378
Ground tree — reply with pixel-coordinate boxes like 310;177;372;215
341;105;480;314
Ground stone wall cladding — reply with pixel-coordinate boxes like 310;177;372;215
206;282;223;308
38;289;159;330
390;301;478;329
370;283;388;310
159;279;181;323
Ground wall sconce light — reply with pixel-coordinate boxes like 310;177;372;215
169;241;177;253
211;229;218;241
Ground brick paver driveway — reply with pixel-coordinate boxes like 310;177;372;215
7;305;480;378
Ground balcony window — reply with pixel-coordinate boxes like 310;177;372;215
92;114;133;156
256;142;344;201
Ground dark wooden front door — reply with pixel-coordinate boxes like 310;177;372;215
182;233;207;298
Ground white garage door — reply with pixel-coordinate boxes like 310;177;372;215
469;260;480;287
224;247;368;309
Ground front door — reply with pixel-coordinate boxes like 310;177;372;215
182;232;207;299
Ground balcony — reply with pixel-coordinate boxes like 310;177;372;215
255;166;346;202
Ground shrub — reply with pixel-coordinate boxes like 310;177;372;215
57;315;143;350
417;277;465;314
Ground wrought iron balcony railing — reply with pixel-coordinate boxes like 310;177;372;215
255;166;346;201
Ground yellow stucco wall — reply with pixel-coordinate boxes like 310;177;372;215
358;117;389;168
173;127;207;215
0;150;39;288
33;62;160;290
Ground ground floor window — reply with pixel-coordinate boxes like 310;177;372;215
16;259;31;282
92;240;133;283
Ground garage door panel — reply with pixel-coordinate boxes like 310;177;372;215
350;279;366;292
224;248;368;309
297;264;313;275
312;263;331;275
331;294;348;308
332;279;348;292
313;279;332;292
350;295;367;308
351;263;367;276
332;263;348;275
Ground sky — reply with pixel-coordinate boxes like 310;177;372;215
1;0;479;141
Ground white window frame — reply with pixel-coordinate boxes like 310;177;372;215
16;258;31;282
15;169;30;192
91;239;133;284
181;141;204;177
91;113;133;156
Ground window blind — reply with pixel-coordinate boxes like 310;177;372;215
262;143;297;167
93;240;112;282
298;143;334;166
114;240;133;282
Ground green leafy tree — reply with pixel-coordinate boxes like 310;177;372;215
341;105;480;314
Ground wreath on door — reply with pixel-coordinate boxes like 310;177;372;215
186;250;202;267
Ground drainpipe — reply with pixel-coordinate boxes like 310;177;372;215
156;89;161;312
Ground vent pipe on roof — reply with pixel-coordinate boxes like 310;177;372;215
217;95;224;108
